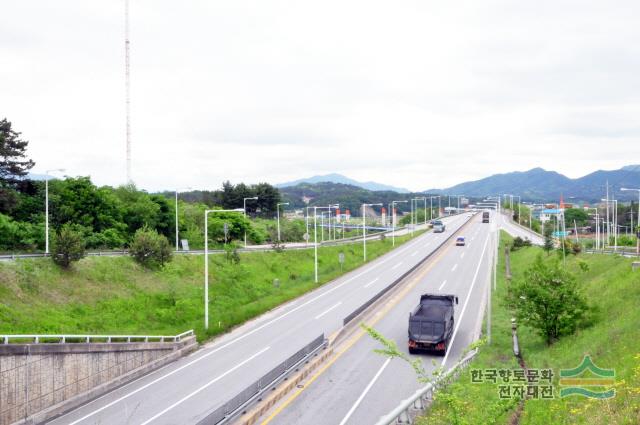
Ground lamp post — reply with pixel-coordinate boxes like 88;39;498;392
310;205;336;283
45;168;65;254
621;188;640;255
243;197;259;248
391;200;408;246
362;203;383;261
204;208;244;330
175;187;192;251
428;196;439;221
276;202;289;242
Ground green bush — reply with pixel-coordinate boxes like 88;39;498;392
506;255;589;344
129;227;173;268
51;225;86;268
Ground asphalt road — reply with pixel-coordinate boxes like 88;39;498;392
497;212;544;245
48;214;472;425
264;212;495;425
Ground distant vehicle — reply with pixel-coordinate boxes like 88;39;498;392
408;294;458;355
482;211;490;223
433;220;445;233
456;236;465;246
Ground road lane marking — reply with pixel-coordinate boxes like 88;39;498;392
460;252;465;259
451;264;458;272
438;280;447;290
337;358;392;425
139;347;270;425
411;250;419;257
363;278;379;288
392;261;403;270
442;234;490;366
315;302;343;320
260;217;477;425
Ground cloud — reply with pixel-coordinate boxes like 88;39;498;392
1;0;639;192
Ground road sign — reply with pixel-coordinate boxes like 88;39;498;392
303;233;309;241
180;239;189;251
338;252;345;263
223;222;229;243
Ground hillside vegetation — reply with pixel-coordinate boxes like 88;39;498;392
420;233;640;424
0;232;421;341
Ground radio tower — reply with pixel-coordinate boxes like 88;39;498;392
125;0;132;183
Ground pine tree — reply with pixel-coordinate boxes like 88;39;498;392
0;118;35;181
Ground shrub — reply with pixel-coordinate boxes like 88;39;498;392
506;255;589;344
129;226;173;268
511;236;532;251
51;225;86;268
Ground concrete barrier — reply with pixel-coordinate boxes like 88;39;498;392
0;336;197;425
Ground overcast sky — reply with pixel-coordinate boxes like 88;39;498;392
2;1;639;192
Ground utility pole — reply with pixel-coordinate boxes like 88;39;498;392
125;0;132;183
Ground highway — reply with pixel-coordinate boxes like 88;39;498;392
263;212;495;425
497;211;544;245
48;214;472;425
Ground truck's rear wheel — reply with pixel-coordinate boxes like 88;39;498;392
409;347;417;355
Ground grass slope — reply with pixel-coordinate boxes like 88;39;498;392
0;232;422;342
420;232;640;425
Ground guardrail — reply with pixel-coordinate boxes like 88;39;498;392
1;330;194;345
343;214;472;326
375;349;478;425
198;334;326;425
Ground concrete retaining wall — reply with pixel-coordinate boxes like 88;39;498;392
0;336;197;425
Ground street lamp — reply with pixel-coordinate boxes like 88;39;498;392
175;187;192;251
391;200;408;246
243;197;259;248
362;203;383;261
204;208;244;330
309;205;335;283
601;198;618;250
277;202;289;242
45;168;66;254
621;187;640;243
428;196;439;221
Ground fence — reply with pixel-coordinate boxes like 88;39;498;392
198;334;326;425
343;216;468;326
1;330;194;345
375;349;478;425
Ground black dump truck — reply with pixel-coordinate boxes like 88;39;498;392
408;293;458;355
482;211;490;223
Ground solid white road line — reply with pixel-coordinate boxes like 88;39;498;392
442;234;490;366
392;261;403;270
460;252;465;259
139;347;270;425
338;358;392;425
438;280;448;291
451;264;458;272
63;215;473;424
314;302;343;320
363;278;379;288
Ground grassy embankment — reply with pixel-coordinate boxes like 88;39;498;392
0;231;423;342
419;231;640;425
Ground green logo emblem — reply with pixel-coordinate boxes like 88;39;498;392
559;356;615;399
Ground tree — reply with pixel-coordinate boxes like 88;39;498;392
129;226;173;268
543;226;554;255
0;118;35;180
51;225;86;268
563;208;589;227
506;255;589;345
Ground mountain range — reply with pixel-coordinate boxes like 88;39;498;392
276;173;410;193
279;165;640;203
428;166;640;202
